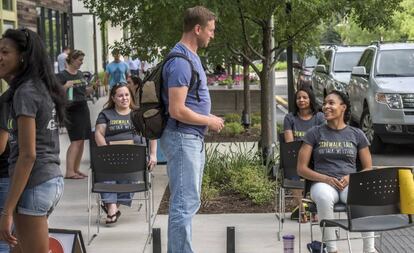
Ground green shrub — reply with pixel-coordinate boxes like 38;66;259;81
224;113;241;123
229;165;275;205
275;61;287;70
201;174;220;208
251;112;261;126
222;122;244;136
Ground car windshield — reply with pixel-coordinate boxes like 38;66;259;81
333;52;363;72
304;55;318;68
376;49;414;77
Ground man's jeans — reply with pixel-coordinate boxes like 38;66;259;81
160;129;205;253
311;182;375;253
0;177;10;253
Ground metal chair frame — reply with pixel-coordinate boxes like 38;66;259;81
87;144;154;245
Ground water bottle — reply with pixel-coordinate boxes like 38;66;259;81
67;87;73;101
282;234;295;253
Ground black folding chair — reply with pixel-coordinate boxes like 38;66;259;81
275;139;304;241
319;167;414;253
87;144;154;245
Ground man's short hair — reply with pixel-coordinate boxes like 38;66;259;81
62;46;70;52
112;48;120;56
183;6;216;32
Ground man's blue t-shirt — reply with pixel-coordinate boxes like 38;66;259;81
106;61;129;88
162;43;211;137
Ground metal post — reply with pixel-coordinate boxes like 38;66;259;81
270;15;278;147
153;228;161;253
287;43;295;112
227;226;235;253
92;15;98;75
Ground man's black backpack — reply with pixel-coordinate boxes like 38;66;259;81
131;52;200;139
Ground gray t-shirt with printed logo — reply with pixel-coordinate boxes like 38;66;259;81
96;108;145;145
283;112;325;141
8;80;61;188
303;124;369;178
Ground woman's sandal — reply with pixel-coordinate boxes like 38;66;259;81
106;210;121;225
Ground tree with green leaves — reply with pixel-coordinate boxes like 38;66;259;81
83;0;402;162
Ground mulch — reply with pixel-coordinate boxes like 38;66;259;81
157;186;276;215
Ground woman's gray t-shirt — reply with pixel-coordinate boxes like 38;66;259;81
96;108;145;145
303;124;369;178
8;80;61;188
283;112;325;141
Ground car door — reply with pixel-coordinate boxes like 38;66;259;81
351;49;375;119
312;50;332;104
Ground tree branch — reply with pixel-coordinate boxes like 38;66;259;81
244;15;265;26
228;44;260;75
236;0;265;61
272;15;320;52
270;48;286;69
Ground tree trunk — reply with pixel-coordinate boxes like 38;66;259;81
231;63;236;80
260;18;273;164
242;57;251;128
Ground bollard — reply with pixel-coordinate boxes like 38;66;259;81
227;226;235;253
153;227;161;253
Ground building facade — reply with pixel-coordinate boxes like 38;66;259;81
17;0;71;64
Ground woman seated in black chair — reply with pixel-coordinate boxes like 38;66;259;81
283;87;324;223
95;83;157;224
297;90;374;253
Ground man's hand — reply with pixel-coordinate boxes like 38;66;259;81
207;115;224;133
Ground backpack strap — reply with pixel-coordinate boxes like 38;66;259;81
164;52;201;102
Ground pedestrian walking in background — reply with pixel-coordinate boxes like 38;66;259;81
126;55;141;77
57;49;94;179
160;6;224;253
94;84;157;225
57;46;70;73
103;49;130;91
0;28;65;253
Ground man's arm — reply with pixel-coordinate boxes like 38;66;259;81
168;86;223;132
103;72;110;91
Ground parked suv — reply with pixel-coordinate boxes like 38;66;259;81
293;54;318;90
311;45;366;105
347;42;414;153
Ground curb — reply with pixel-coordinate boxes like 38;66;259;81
275;95;288;108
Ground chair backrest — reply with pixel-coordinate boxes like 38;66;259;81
347;167;411;226
91;144;147;183
279;140;302;180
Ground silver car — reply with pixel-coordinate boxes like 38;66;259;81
312;45;366;106
347;42;414;153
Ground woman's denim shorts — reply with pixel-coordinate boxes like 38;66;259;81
16;177;64;217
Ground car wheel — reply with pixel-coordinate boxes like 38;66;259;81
360;108;384;154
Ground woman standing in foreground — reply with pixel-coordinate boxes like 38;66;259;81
297;90;374;253
0;28;65;252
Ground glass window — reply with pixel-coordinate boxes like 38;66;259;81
376;49;414;77
3;20;14;32
364;50;375;74
2;0;13;11
333;51;364;72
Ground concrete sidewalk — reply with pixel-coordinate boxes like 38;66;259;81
48;96;368;253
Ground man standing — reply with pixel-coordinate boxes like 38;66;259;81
57;46;70;73
160;6;224;253
103;49;130;90
126;55;141;77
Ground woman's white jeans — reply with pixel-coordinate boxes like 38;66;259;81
310;182;375;253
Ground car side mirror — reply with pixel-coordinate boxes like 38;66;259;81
314;64;327;73
293;61;302;69
351;66;367;76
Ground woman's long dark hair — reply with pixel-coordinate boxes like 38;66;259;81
3;28;65;122
327;90;352;123
293;87;319;116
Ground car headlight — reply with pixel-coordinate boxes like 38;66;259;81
375;93;403;109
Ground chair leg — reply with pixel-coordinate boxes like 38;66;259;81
346;231;352;253
321;224;326;253
277;187;282;241
298;212;302;253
